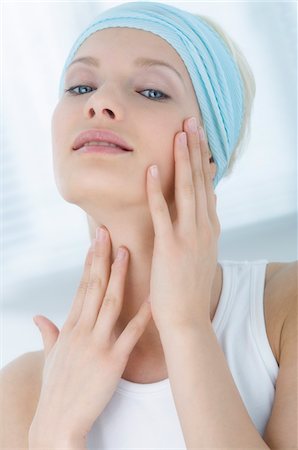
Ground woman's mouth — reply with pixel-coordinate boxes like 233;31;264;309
72;129;134;153
75;142;131;155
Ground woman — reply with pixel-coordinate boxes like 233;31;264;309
1;2;296;449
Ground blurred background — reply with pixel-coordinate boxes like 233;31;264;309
1;1;297;368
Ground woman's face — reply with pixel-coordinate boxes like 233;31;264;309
51;27;202;213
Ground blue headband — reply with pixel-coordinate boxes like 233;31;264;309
58;1;244;188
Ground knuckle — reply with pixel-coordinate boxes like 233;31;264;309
193;167;204;184
182;181;195;197
152;200;165;214
193;142;200;153
77;280;89;294
93;243;106;258
88;276;103;291
102;293;117;307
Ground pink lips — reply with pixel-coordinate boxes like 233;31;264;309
72;129;133;152
76;145;129;155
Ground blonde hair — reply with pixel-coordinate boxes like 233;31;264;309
193;14;256;179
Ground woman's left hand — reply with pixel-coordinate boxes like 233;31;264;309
146;116;221;333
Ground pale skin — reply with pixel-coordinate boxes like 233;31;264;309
6;26;295;450
51;27;219;382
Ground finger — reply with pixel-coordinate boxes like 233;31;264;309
114;300;152;362
174;131;197;235
33;315;60;359
63;243;96;330
77;227;112;329
146;164;173;241
184;117;209;229
93;245;130;340
199;127;220;228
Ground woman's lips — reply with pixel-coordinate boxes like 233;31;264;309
76;144;130;154
72;129;133;151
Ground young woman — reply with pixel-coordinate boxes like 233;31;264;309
1;2;296;449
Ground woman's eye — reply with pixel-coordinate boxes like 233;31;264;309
64;85;170;101
139;89;170;101
64;85;94;95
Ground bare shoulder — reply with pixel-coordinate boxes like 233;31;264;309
263;261;297;448
0;350;44;449
264;261;297;365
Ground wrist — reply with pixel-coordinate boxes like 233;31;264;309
29;424;86;450
29;437;86;450
159;320;213;340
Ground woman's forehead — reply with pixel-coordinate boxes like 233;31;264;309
75;27;190;77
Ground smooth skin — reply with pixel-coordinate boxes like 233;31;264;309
29;114;216;449
51;27;219;385
29;231;152;449
30;113;297;449
29;114;218;450
145;121;220;332
0;27;296;450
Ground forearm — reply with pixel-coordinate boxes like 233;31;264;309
160;323;271;449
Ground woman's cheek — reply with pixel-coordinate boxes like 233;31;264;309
51;102;74;159
51;108;71;197
51;103;65;154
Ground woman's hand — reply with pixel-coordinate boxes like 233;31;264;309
146;116;220;333
29;229;151;448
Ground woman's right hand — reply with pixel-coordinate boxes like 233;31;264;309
29;226;152;449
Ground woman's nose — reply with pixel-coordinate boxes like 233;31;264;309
83;86;125;121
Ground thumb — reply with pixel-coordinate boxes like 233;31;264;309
33;315;60;358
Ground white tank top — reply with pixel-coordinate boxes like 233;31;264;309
87;259;279;449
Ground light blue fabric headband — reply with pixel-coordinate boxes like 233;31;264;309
58;1;244;189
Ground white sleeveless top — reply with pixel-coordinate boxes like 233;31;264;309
87;259;279;449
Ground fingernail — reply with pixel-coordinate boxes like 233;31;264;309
96;226;106;242
150;165;159;178
187;117;197;132
116;247;126;261
179;132;187;145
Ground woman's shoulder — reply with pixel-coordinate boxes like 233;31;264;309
265;261;297;313
264;260;297;366
0;350;44;449
1;349;44;377
265;261;295;282
263;261;297;446
1;350;44;384
0;350;44;406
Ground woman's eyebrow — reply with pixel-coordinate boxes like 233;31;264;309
67;55;185;87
